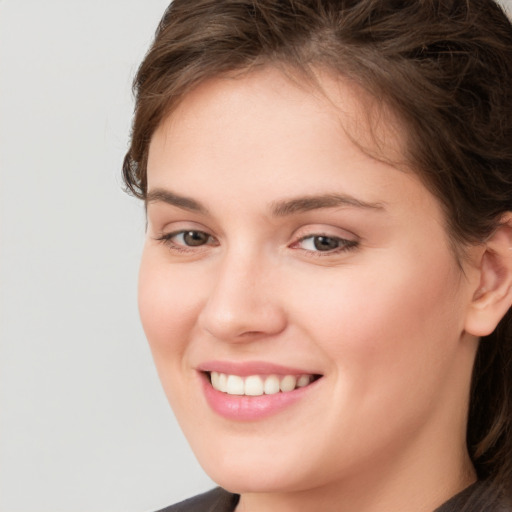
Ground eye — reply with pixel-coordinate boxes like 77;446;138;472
155;229;217;251
174;230;211;247
295;235;358;253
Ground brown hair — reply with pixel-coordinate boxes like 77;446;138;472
123;0;512;501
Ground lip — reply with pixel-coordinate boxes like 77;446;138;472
197;360;320;377
197;361;322;421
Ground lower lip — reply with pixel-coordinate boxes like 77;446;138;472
201;373;319;421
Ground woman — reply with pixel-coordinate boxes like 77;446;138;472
123;1;512;511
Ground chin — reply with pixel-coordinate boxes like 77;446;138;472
188;433;332;495
206;462;308;495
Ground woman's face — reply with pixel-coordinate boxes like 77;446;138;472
140;69;479;495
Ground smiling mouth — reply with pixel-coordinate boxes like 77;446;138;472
206;371;322;397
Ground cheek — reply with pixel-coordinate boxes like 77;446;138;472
288;251;464;398
138;249;211;421
278;253;467;466
138;249;203;363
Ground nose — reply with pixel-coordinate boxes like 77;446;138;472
198;252;287;342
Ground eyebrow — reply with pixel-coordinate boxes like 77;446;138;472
270;194;384;216
146;188;384;216
146;188;209;214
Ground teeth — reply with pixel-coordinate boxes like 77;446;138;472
264;375;280;395
280;375;296;392
226;375;244;395
245;375;264;396
211;371;220;389
297;375;311;387
211;371;228;392
209;372;314;396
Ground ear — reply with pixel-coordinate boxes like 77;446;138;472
465;213;512;337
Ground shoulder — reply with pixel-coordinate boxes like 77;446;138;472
434;481;512;512
154;487;239;512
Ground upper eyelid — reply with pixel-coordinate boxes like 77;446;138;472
153;224;359;246
156;228;215;240
292;224;359;242
155;229;219;249
155;226;357;239
292;233;358;247
151;220;215;237
295;230;355;240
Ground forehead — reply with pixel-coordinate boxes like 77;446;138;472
149;66;408;174
147;67;446;235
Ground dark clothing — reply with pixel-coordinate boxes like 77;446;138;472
156;481;511;512
432;482;511;512
155;487;238;512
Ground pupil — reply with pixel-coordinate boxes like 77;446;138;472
184;231;208;246
313;236;338;251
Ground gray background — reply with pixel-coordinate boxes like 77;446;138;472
0;2;213;511
1;1;511;511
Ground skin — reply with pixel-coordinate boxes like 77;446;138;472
139;68;484;512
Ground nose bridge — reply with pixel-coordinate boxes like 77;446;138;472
198;243;285;341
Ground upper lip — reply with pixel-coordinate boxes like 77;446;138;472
196;360;322;377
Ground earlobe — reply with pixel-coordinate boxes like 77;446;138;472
465;213;512;337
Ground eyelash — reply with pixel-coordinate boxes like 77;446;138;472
155;230;218;253
292;234;359;257
154;230;359;257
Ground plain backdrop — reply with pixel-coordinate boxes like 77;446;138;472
0;1;214;511
1;1;511;512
